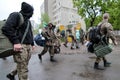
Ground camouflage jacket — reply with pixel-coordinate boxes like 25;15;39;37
98;20;116;44
41;27;57;46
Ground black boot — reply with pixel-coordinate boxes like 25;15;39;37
94;62;104;70
76;46;80;49
71;47;75;50
104;61;111;67
63;44;67;47
50;56;56;62
38;54;42;62
6;73;15;80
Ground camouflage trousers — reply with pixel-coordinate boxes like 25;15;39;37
40;45;54;56
10;44;32;80
95;56;107;63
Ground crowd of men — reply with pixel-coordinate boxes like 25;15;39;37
0;1;118;80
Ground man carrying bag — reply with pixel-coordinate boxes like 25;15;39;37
2;2;35;80
93;13;117;70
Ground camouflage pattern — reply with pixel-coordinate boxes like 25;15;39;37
41;26;58;56
94;13;116;64
10;44;32;80
98;20;116;44
102;22;115;38
41;27;57;46
40;45;54;56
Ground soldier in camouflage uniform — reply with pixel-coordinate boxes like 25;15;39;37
94;13;117;70
38;23;58;62
2;2;35;80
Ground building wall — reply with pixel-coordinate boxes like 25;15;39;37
41;0;86;31
40;2;45;14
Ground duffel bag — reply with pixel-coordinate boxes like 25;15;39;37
94;44;113;57
34;34;46;47
0;13;24;58
87;42;94;53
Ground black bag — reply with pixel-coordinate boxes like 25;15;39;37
34;34;46;47
87;42;94;53
54;46;60;54
89;27;101;44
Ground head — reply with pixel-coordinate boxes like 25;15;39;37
48;23;54;29
103;13;109;21
20;2;34;19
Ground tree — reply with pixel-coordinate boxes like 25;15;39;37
40;13;50;28
108;0;120;30
73;0;120;30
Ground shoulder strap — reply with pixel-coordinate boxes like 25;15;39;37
21;21;30;44
18;13;24;27
17;12;29;44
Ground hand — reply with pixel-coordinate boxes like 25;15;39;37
14;44;22;52
32;46;36;50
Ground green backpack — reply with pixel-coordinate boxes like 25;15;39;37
0;12;24;58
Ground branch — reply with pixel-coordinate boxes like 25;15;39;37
84;3;92;18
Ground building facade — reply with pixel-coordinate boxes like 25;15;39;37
40;0;86;31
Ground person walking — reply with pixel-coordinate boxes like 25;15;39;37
63;28;78;49
2;2;35;80
94;13;117;70
79;28;85;45
38;23;58;62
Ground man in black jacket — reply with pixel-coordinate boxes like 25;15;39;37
2;2;35;80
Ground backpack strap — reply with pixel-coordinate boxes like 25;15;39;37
21;21;30;44
14;12;24;31
17;12;29;44
18;13;24;27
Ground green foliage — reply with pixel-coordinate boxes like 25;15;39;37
33;29;39;35
41;13;50;23
73;0;120;30
39;24;43;29
108;0;120;30
39;13;50;29
73;0;102;27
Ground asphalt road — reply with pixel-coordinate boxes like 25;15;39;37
0;43;120;80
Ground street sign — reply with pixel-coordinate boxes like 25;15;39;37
59;25;65;31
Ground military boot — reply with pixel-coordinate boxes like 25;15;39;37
38;54;42;62
76;46;80;49
104;60;111;67
63;44;67;47
94;62;104;70
6;73;15;80
71;46;75;50
50;56;56;62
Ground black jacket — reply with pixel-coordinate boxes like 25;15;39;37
2;12;34;46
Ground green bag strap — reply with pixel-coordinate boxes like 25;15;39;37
16;12;30;44
21;21;30;44
18;13;24;27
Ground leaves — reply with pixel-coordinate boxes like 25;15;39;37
73;0;120;30
39;13;50;28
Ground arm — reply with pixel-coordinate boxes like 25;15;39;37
2;12;21;44
107;24;117;45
